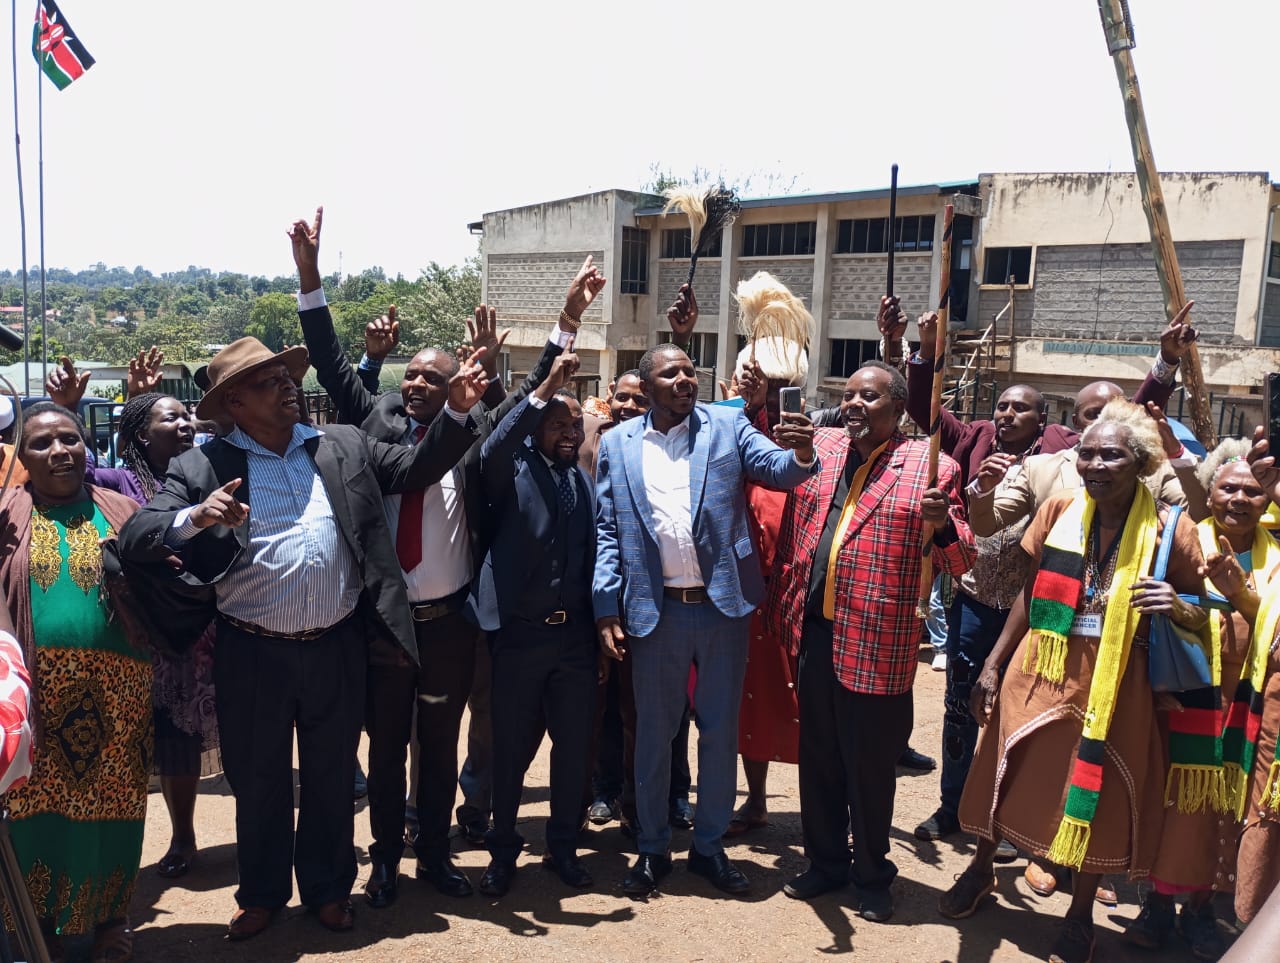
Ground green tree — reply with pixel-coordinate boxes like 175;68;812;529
246;292;301;352
396;259;480;354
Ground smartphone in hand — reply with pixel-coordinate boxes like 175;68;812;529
779;386;803;415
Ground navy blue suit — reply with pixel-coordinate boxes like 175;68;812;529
477;396;597;864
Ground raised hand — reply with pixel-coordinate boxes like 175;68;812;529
876;295;907;342
667;284;698;341
466;304;511;377
1200;534;1250;600
737;357;767;412
535;338;579;401
773;411;815;462
563;255;607;324
1159;300;1198;364
45;356;90;409
972;452;1017;495
126;346;165;398
191;477;249;530
447;348;491;412
718;373;740;401
1143;402;1183;458
915;311;941;361
1246;425;1280;505
365;306;400;362
287;206;324;291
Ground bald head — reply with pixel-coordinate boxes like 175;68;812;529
1073;381;1126;431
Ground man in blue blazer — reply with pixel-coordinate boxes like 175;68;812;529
594;344;819;896
472;347;599;897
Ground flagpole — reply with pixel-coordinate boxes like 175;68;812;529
11;0;31;394
36;11;45;389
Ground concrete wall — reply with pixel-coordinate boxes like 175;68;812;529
829;252;932;340
657;259;721;318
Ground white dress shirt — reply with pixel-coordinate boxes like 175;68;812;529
641;417;704;588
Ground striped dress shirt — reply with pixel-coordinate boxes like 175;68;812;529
169;424;360;634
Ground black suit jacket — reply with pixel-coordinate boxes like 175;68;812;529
473;396;595;633
118;419;478;665
298;304;563;581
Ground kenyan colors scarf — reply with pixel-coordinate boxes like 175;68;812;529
1025;486;1158;869
1215;522;1280;819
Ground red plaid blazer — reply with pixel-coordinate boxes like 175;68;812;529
765;430;974;696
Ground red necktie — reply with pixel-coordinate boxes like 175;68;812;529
395;426;429;572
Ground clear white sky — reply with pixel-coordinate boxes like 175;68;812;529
2;0;1275;280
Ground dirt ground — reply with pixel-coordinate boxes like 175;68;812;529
126;651;1236;962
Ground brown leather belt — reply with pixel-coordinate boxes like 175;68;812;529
410;587;469;623
663;587;707;604
221;610;353;641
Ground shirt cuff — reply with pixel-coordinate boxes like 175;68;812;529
550;329;575;349
165;507;201;547
966;477;994;499
296;287;327;311
528;395;548;410
907;351;930;366
442;405;469;425
358;353;383;372
1151;353;1179;385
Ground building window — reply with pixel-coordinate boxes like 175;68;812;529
741;221;816;257
661;228;723;259
828;338;882;378
664;331;718;369
1270;240;1280;280
982;246;1033;285
834;215;936;254
620;228;649;294
615;350;644;377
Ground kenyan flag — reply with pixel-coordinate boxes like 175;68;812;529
32;1;94;91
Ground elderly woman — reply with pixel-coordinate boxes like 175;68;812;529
1123;440;1278;958
939;400;1208;963
0;403;150;963
90;392;219;881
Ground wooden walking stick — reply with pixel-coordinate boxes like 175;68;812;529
916;203;954;619
1097;0;1216;448
881;165;903;367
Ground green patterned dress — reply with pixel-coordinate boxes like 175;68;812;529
7;500;152;936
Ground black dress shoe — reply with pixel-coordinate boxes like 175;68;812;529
415;856;474;897
622;853;673;896
897;746;937;772
541;851;593;888
859;886;894;922
783;868;847;900
478;859;516;898
363;863;399;909
668;796;695;829
687;848;750;895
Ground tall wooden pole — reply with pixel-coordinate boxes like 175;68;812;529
917;203;954;619
1097;0;1216;448
882;164;902;367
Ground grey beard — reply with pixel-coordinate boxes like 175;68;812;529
846;423;870;441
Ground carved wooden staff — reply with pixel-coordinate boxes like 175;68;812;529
917;203;954;618
1097;0;1216;447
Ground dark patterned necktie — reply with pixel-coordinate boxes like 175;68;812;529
556;467;576;514
395;425;429;571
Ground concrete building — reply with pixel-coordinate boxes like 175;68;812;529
473;171;1280;431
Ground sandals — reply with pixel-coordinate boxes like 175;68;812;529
723;810;769;838
92;920;133;963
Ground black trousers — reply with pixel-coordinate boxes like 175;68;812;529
487;616;597;864
214;617;366;910
797;617;913;893
365;609;480;867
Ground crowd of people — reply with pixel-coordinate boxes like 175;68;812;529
0;206;1277;963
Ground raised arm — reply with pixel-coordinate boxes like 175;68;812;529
908;309;968;454
1133;301;1197;410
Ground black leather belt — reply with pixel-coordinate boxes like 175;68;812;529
410;586;469;623
663;587;707;604
221;610;353;641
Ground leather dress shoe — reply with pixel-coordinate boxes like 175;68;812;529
687;848;750;895
363;863;399;909
227;906;276;941
542;851;593;888
858;887;894;923
668;796;695;829
416;856;474;897
479;859;516;897
622;853;673;896
783;868;847;900
588;797;618;825
897;746;937;772
458;818;490;847
315;899;355;932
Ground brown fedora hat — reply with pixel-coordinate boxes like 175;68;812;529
196;337;310;422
